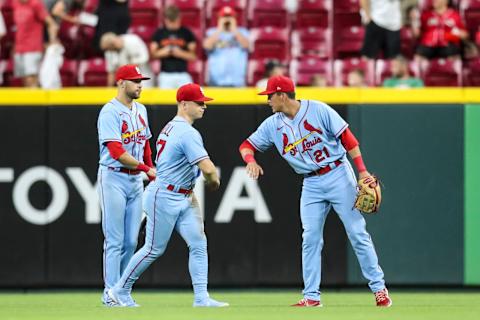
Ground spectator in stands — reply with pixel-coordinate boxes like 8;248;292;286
203;6;250;87
13;0;58;88
256;59;286;89
94;0;130;53
360;0;402;60
413;0;468;60
44;0;83;24
150;5;196;89
347;69;367;87
383;55;424;88
100;32;153;87
310;74;327;87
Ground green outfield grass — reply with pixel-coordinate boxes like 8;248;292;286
0;290;479;320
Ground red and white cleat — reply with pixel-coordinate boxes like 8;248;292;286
374;288;392;307
291;298;323;307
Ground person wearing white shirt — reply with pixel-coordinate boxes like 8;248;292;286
100;32;154;87
360;0;402;59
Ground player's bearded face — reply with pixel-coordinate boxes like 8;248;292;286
125;80;142;99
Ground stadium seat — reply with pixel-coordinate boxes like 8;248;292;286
207;0;247;27
248;0;290;28
129;0;162;28
461;0;480;35
78;58;108;86
188;60;205;85
77;25;99;58
290;56;333;86
420;58;462;87
128;25;157;45
463;57;480;86
0;24;14;59
58;22;81;59
250;27;290;60
190;27;206;60
0;0;14;59
60;59;79;87
247;58;289;86
0;59;22;87
333;25;364;58
291;27;332;59
374;59;421;86
295;0;331;28
333;0;360;13
165;0;205;30
333;58;374;87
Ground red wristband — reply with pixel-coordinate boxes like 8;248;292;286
244;154;256;164
136;163;150;173
353;156;367;173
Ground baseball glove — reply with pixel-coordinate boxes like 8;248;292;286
354;175;382;214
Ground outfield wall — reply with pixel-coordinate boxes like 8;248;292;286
0;88;479;288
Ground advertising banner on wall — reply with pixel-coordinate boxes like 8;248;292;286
0;104;348;288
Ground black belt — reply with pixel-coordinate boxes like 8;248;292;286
304;160;342;177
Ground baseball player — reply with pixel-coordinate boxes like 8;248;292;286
97;64;156;306
107;83;229;308
239;75;392;307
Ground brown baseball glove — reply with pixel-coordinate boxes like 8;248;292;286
354;175;382;214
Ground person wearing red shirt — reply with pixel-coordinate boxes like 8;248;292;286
413;0;468;60
13;0;58;87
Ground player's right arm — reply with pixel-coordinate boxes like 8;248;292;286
239;140;264;180
197;159;220;191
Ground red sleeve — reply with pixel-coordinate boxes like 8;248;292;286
340;128;359;151
106;141;126;160
239;140;256;153
143;141;153;168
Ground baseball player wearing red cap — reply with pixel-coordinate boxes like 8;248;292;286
108;83;229;308
239;76;392;307
97;64;156;306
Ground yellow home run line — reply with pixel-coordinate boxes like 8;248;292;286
122;127;145;139
284;132;313;153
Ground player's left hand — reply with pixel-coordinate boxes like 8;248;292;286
146;167;156;181
246;162;264;180
358;170;371;179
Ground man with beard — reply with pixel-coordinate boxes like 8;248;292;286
97;64;156;306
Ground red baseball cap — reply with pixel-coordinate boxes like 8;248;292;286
219;6;236;17
176;83;214;102
115;64;150;82
258;75;295;95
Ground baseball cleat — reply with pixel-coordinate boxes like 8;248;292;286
374;288;392;307
193;297;229;307
291;298;323;307
102;292;119;307
107;288;140;307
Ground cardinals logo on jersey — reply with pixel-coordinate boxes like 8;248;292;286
121;120;128;133
282;133;297;156
304;119;322;135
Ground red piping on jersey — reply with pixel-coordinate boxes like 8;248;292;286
281;117;309;164
340;128;359;151
106;141;126;160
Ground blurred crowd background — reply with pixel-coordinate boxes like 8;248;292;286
1;0;480;89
